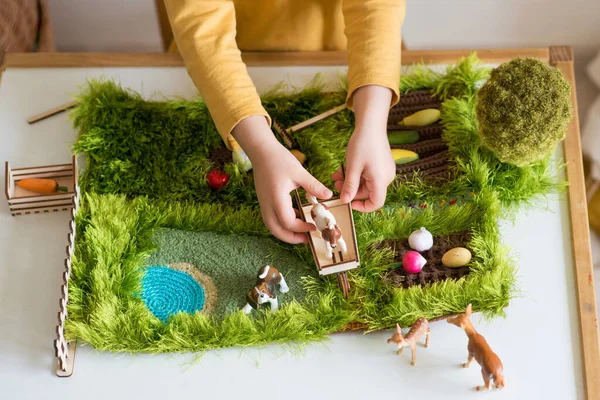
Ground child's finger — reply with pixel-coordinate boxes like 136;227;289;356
331;167;344;182
298;172;332;200
351;200;368;212
334;180;343;192
263;208;309;244
353;181;386;212
334;180;369;200
341;165;362;204
274;193;315;233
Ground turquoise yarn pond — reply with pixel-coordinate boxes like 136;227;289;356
141;265;205;322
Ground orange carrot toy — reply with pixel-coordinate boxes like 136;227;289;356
16;178;68;194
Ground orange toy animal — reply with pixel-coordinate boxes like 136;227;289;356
447;304;505;391
387;317;430;366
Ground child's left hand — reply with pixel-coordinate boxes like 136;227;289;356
332;85;396;212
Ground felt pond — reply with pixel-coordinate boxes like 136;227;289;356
65;55;562;353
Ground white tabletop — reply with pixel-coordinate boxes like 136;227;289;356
0;64;585;399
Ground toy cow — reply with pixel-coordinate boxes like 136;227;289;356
447;304;505;391
387;318;430;366
307;194;348;259
242;265;289;314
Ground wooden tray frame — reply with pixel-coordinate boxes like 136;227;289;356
2;48;597;398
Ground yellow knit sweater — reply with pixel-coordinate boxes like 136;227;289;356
164;0;406;145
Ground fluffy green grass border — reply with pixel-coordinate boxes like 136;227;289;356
66;187;514;352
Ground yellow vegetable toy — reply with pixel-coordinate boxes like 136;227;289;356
398;109;441;127
391;149;419;165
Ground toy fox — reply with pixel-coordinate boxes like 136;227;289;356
447;304;505;391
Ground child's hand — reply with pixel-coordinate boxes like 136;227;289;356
332;85;396;212
233;116;333;244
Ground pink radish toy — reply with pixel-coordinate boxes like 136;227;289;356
403;251;427;274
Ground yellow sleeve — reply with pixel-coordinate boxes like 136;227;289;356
164;0;271;147
342;0;406;109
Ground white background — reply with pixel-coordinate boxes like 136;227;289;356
0;64;591;399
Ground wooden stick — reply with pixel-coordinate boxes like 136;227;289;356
27;100;78;124
551;45;600;400
286;104;347;133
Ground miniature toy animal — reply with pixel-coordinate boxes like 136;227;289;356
242;265;289;314
387;317;430;366
306;194;348;259
447;304;505;391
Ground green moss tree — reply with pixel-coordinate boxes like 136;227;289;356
475;58;572;166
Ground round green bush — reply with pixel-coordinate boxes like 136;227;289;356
475;58;572;166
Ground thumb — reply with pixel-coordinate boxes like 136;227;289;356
299;172;332;200
341;165;361;203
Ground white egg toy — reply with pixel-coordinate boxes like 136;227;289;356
408;227;433;252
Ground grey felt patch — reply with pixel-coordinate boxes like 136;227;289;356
146;228;316;319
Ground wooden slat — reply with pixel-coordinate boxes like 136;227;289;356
8;192;74;204
551;45;600;400
27;100;78;124
11;164;72;173
11;205;71;216
287;104;347;133
10;199;74;210
12;172;73;181
3;48;550;69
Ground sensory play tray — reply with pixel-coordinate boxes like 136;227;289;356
53;55;564;375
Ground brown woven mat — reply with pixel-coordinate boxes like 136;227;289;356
419;164;453;182
396;150;449;174
387;90;452;182
399;123;444;140
392;138;447;157
387;90;442;129
376;231;472;289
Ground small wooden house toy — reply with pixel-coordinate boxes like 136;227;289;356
5;156;78;216
293;189;360;298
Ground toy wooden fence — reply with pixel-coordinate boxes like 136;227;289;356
5;156;77;216
54;184;80;377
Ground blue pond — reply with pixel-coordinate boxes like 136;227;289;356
141;265;205;322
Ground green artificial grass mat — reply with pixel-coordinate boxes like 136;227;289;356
65;188;514;352
65;54;557;353
147;228;314;319
72;55;560;211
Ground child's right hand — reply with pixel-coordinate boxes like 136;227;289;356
232;116;333;244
